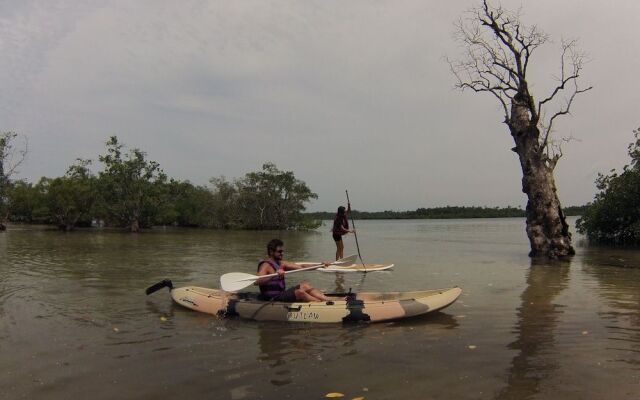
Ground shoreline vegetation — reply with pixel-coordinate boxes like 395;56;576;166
1;136;323;232
306;206;587;221
1;135;595;233
2;135;590;233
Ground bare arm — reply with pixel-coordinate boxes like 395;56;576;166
281;260;329;270
281;261;303;271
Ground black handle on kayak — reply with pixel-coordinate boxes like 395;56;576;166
145;279;173;295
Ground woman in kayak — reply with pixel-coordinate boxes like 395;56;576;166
256;239;331;302
331;205;354;260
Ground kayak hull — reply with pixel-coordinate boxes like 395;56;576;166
169;286;462;323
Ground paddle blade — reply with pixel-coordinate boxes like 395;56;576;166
220;272;259;293
334;254;357;265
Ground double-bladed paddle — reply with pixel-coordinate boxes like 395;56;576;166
220;254;357;293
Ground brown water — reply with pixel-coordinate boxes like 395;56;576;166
1;218;639;400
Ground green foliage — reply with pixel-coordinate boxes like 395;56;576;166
577;127;640;244
6;180;46;223
212;163;320;230
563;205;588;216
158;179;216;227
40;159;97;231
209;177;240;229
96;136;167;231
2;136;318;231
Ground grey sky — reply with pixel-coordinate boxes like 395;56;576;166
2;0;639;211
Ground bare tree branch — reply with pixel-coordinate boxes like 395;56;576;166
0;132;28;181
449;0;591;162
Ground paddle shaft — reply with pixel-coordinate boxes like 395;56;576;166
240;263;325;282
220;254;357;292
346;190;365;268
238;254;357;282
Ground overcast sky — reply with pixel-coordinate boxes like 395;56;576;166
2;0;639;211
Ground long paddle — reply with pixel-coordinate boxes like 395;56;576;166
346;190;365;268
220;254;357;293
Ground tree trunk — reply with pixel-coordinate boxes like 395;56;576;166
521;160;574;258
130;216;140;233
0;211;7;231
510;98;575;259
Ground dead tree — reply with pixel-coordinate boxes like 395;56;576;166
448;1;591;258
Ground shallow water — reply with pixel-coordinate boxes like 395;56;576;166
1;218;639;399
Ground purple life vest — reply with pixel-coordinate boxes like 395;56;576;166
257;259;286;299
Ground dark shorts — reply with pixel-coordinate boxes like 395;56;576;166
332;233;343;242
261;285;300;302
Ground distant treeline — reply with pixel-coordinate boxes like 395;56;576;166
307;205;588;220
1;136;320;232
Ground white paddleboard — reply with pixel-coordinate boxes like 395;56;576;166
319;263;394;273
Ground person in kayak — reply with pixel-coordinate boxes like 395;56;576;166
331;205;354;260
256;238;332;302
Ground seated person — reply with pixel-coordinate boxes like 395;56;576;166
256;238;331;302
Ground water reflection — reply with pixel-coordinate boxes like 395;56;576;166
256;324;365;387
581;248;640;370
333;273;346;293
329;272;369;294
496;258;571;400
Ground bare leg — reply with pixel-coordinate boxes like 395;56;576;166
335;240;344;260
307;288;331;301
295;289;320;302
296;282;330;302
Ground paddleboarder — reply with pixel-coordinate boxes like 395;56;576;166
331;205;355;260
256;239;331;302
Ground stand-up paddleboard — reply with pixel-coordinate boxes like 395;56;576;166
319;263;394;273
295;262;394;273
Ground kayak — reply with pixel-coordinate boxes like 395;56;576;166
146;280;462;323
318;263;394;273
295;262;394;273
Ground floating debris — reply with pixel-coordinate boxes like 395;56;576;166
325;393;344;398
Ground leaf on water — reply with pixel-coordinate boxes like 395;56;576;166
160;316;168;322
468;345;477;350
582;331;589;335
352;397;365;400
112;327;119;332
325;393;344;398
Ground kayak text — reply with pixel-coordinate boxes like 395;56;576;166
287;311;320;321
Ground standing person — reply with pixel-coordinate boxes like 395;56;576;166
331;205;354;260
256;239;331;302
